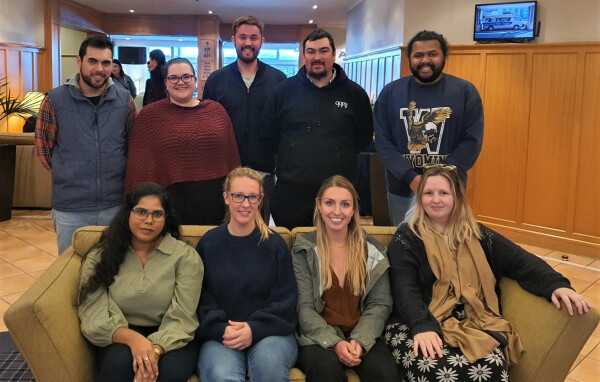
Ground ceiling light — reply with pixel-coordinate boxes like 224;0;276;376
313;5;318;10
125;37;130;40
309;19;314;24
178;39;183;42
129;9;134;13
208;10;213;14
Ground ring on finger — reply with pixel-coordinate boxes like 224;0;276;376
143;356;150;361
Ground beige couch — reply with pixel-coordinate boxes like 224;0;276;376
4;225;599;382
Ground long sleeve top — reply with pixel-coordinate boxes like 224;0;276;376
388;223;572;336
374;73;484;196
195;224;297;345
78;233;204;352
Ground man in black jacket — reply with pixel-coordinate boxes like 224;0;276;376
203;15;286;222
260;29;373;229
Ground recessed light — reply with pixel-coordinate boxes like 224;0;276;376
129;9;134;13
125;37;130;40
313;5;318;10
309;19;314;24
208;10;213;14
178;39;183;42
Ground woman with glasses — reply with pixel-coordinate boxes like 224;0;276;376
383;165;590;382
111;58;137;99
78;182;203;382
125;57;240;225
195;167;298;382
292;175;399;382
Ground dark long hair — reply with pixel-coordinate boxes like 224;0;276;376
78;182;180;302
111;58;125;77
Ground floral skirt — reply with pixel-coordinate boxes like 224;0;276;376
383;322;509;382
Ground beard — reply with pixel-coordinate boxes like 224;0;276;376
307;60;329;80
80;71;108;89
236;44;260;64
410;60;445;83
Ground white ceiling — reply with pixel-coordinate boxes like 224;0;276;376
74;0;361;27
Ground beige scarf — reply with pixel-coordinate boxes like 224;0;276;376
422;230;524;365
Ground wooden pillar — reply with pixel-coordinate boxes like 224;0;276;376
196;15;221;99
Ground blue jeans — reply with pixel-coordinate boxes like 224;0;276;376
386;192;414;226
52;205;121;255
197;335;298;382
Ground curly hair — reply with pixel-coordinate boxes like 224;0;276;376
78;182;180;302
406;30;448;58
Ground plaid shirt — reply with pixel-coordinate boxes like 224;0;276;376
35;84;136;170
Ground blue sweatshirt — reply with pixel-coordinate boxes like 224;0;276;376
195;224;297;345
374;73;484;196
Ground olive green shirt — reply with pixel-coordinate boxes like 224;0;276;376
78;233;204;352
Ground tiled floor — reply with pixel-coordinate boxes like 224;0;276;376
0;210;599;381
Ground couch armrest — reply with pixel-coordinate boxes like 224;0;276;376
500;277;599;382
4;250;95;382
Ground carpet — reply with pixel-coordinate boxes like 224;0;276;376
0;332;34;381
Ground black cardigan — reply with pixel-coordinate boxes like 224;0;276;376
388;223;572;337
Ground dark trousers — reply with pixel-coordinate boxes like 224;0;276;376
260;173;275;224
95;327;199;382
271;180;320;229
166;178;226;225
296;339;399;382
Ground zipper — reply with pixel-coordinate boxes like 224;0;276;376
93;108;102;206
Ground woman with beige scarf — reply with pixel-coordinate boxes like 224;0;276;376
383;164;590;382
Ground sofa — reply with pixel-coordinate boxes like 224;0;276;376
4;225;599;382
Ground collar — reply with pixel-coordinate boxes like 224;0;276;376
306;67;336;85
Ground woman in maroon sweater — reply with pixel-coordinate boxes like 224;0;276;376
126;58;240;225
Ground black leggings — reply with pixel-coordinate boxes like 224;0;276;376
296;339;399;382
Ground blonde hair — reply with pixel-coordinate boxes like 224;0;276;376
407;165;481;250
223;167;271;241
313;175;368;296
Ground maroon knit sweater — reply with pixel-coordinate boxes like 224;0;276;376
125;98;241;192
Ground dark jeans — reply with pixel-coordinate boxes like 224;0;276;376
296;339;399;382
271;180;320;229
166;178;226;225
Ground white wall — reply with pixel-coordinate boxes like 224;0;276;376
0;0;44;46
60;27;88;84
403;0;600;45
346;0;405;56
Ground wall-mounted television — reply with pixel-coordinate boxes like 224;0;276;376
118;47;147;65
474;1;538;42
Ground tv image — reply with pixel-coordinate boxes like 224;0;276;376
118;47;147;65
474;1;537;42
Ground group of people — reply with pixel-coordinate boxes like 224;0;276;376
34;13;592;382
77;166;590;382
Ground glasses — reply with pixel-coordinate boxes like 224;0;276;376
423;164;457;172
131;208;166;221
226;192;263;204
166;74;196;84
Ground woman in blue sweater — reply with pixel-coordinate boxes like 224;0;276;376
195;167;298;382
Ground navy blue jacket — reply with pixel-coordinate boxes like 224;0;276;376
203;60;286;173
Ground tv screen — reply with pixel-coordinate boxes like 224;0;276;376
474;1;537;42
118;47;147;65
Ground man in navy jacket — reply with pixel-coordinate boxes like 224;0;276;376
374;30;484;225
203;15;286;222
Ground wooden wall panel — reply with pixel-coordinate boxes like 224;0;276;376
522;53;578;232
445;53;483;92
573;52;600;238
60;0;105;33
106;14;198;36
473;53;528;223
